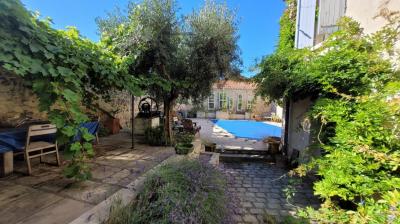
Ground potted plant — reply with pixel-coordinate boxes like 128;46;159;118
174;132;195;154
175;132;194;144
264;136;281;155
204;141;217;152
175;142;194;154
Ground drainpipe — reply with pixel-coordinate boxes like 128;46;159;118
283;98;290;156
131;95;135;150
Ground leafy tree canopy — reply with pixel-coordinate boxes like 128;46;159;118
97;0;240;143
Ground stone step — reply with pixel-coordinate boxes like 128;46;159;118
216;147;269;155
219;153;275;163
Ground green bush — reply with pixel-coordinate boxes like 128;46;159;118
144;126;166;146
105;159;228;224
175;132;194;144
256;16;400;223
98;123;111;137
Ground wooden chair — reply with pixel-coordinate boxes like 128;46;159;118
24;124;60;175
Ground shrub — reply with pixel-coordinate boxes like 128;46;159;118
144;126;166;146
174;143;194;155
98;123;111;137
105;159;228;224
257;15;400;223
263;212;309;224
175;132;194;144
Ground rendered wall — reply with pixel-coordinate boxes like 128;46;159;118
287;97;314;161
346;0;400;35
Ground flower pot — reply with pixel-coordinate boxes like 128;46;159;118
268;142;280;154
104;118;121;134
175;143;194;155
205;143;217;152
264;136;281;155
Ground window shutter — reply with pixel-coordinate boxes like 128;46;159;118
318;0;346;35
295;0;317;49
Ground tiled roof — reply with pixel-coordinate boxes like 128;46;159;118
212;80;256;90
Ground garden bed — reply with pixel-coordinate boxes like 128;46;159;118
105;159;228;224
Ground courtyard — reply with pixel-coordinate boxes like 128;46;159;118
221;162;319;223
0;132;174;224
0;121;320;224
1;0;399;223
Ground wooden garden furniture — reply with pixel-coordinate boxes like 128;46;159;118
24;124;60;175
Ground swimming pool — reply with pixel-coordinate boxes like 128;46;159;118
212;119;281;140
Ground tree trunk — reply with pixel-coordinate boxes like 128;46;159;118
163;97;175;145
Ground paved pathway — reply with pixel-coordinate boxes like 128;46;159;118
0;132;174;224
194;118;319;223
221;161;320;224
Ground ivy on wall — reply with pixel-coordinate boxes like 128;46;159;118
0;0;143;179
278;0;297;52
255;1;400;221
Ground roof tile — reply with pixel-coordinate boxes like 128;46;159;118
213;80;256;90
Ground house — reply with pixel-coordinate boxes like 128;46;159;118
283;0;400;161
192;79;282;120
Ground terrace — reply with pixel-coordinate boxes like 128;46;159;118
0;132;174;224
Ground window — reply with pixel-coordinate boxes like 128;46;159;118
208;93;215;110
228;97;233;110
237;94;243;111
219;92;227;109
247;99;253;110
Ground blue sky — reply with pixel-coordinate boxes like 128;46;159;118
21;0;285;77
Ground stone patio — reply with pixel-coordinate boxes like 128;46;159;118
193;118;281;151
0;131;174;224
221;161;320;224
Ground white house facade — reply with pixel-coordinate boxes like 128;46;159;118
195;80;281;120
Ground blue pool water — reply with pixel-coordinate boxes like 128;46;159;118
212;119;281;140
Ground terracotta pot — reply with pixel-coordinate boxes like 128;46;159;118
265;136;281;155
205;143;217;152
104;118;121;134
269;142;280;154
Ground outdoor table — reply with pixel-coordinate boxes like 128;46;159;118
0;128;27;154
73;121;100;142
0;121;98;176
0;128;55;153
0;128;26;176
0;121;99;153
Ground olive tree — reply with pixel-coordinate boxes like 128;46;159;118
97;0;240;143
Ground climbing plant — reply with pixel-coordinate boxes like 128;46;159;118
293;19;400;222
255;3;400;222
277;0;297;52
0;0;142;179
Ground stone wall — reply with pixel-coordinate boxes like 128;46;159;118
97;91;141;129
0;74;47;128
0;74;139;129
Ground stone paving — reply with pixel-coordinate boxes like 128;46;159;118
220;161;320;224
0;131;174;224
193;118;273;150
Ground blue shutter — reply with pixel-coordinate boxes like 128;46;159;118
295;0;317;49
